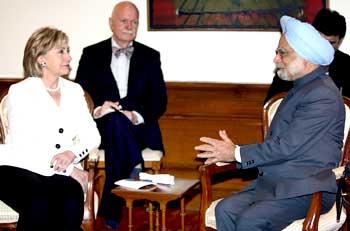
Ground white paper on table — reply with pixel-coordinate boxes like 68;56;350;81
139;172;175;185
114;179;155;190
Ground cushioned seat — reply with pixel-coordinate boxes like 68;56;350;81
0;201;18;224
141;148;163;162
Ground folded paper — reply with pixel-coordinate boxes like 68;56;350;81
114;179;155;190
139;172;175;185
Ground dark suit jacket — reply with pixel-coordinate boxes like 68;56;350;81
265;49;350;103
329;50;350;97
75;38;167;151
240;67;345;201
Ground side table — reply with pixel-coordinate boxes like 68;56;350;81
112;178;199;231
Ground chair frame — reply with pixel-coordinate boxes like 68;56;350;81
199;95;350;231
0;89;98;231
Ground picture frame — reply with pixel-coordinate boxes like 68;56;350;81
148;0;328;31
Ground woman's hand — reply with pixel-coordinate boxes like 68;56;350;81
70;167;88;193
50;150;76;173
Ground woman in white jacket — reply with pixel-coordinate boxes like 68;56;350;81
0;27;101;231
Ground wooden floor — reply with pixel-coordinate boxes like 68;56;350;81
95;203;199;231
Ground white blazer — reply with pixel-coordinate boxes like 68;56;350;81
0;77;101;176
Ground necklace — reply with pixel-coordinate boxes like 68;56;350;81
46;79;61;92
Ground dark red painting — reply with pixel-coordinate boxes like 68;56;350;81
148;0;328;30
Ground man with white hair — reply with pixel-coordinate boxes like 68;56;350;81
195;15;345;230
75;1;167;228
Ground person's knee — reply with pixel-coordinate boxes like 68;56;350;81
101;113;133;139
215;199;238;230
215;199;233;219
107;112;131;125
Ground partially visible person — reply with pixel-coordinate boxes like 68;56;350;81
0;27;101;231
75;1;167;228
196;15;344;230
265;8;350;103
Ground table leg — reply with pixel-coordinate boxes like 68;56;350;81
180;198;185;231
126;199;133;231
160;203;167;231
149;202;153;231
155;205;160;231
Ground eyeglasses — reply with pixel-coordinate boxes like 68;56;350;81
275;48;289;58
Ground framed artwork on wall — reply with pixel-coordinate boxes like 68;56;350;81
148;0;328;30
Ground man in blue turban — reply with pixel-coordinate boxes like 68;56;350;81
265;9;350;102
196;15;345;230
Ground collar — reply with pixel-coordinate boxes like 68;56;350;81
293;66;328;89
111;37;133;49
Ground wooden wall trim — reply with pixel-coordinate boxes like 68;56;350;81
164;82;268;119
0;78;21;95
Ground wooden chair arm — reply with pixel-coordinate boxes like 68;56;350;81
199;163;237;231
299;168;350;231
302;192;322;231
82;155;98;230
344;176;350;191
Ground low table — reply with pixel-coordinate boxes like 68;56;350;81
112;178;199;231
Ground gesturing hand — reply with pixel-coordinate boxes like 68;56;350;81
195;130;236;165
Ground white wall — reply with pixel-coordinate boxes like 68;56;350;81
0;0;349;83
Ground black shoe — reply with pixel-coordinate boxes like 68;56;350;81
105;219;119;229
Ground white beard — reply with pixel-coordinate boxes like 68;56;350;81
275;58;305;81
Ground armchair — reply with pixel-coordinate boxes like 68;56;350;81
0;90;98;231
199;94;350;231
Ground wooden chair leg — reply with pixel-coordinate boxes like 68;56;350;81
149;202;153;231
126;199;134;231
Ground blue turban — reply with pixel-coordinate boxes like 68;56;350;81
280;15;334;66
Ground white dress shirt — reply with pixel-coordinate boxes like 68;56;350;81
235;145;241;162
111;39;130;99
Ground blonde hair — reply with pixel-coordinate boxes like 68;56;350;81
23;27;68;77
